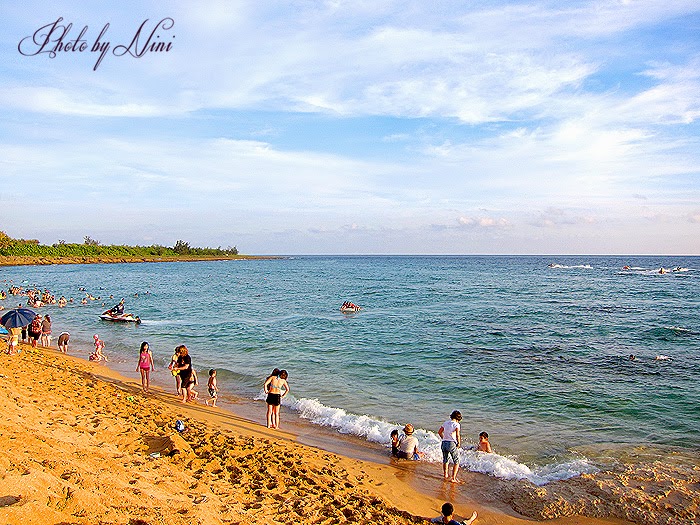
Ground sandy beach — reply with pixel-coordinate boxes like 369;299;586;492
1;341;696;525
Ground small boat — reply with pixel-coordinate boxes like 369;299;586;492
340;302;361;313
100;312;141;324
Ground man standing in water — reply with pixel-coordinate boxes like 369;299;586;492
438;410;463;483
264;370;289;429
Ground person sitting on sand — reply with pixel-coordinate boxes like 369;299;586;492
205;369;220;407
397;424;422;460
430;502;477;525
476;432;492;453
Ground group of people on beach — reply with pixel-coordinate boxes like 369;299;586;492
263;368;290;429
9;313;54;350
164;344;220;406
3;280;475;522
390;410;492;484
391;410;483;524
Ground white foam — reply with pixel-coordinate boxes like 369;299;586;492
137;319;183;326
666;326;692;333
548;264;593;269
284;395;597;485
655;355;672;360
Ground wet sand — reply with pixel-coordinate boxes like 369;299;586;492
1;342;694;524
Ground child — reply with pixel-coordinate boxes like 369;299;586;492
90;334;107;362
430;502;477;525
6;327;20;355
390;429;400;457
477;431;492;453
136;341;155;394
168;347;181;395
188;368;199;401
205;369;220;407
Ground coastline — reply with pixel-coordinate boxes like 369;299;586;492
0;255;279;266
1;342;643;525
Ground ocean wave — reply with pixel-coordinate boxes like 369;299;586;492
548;264;593;269
283;395;597;485
646;326;698;340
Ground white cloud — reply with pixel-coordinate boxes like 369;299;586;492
458;216;510;229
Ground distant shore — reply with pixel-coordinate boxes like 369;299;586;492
0;254;280;266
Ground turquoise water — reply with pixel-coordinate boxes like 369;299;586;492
3;256;699;483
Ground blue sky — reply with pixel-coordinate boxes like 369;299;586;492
1;1;699;254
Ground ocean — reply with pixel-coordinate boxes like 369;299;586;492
3;255;699;487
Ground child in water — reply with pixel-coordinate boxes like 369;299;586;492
476;431;492;453
390;429;400;457
90;335;107;362
205;369;219;407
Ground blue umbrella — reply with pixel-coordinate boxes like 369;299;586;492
1;307;37;329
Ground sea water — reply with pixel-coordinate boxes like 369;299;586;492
3;256;698;486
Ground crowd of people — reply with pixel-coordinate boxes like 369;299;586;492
3;280;478;523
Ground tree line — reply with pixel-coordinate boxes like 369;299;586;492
0;232;239;258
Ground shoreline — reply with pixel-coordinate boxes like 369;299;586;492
2;342;643;525
0;255;280;267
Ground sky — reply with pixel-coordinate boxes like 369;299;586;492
1;1;699;255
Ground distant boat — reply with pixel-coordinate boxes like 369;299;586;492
340;302;361;313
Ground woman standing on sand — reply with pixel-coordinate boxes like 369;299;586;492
263;369;289;429
40;314;52;347
173;345;194;403
136;341;155;394
28;315;42;348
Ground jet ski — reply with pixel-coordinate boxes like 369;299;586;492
100;311;141;324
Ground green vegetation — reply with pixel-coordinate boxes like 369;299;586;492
0;231;239;258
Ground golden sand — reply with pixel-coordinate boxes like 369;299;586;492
1;343;685;525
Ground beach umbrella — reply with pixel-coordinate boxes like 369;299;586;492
0;307;37;329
